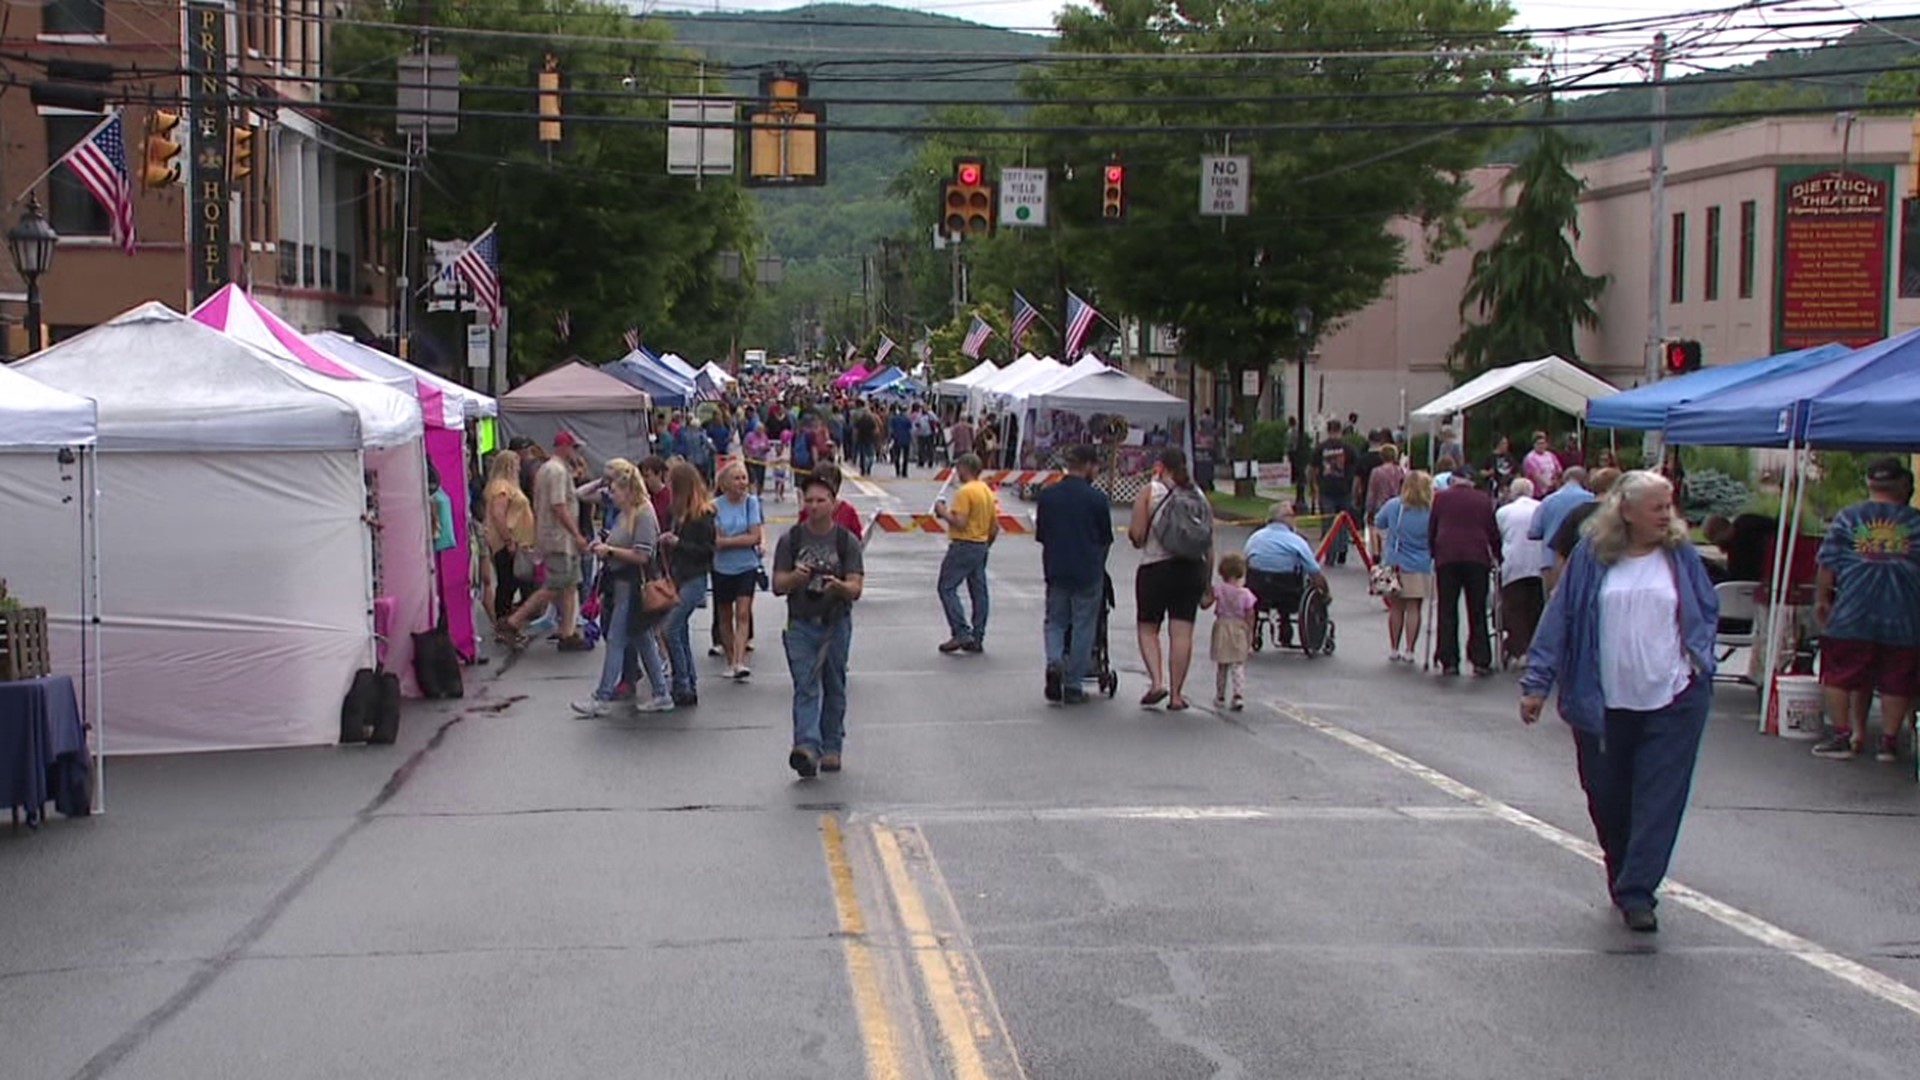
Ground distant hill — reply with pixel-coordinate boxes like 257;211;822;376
661;5;1050;265
1504;18;1920;162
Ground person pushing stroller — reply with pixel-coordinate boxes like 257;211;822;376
1036;445;1113;704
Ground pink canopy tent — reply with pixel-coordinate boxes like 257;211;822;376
190;285;439;694
306;331;491;663
833;365;872;389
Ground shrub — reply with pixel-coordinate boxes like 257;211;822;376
1246;420;1293;463
1682;468;1750;521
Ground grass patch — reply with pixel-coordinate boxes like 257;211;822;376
1208;488;1277;522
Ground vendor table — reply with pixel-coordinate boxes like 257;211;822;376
0;675;87;828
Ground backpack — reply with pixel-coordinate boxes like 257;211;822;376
1152;484;1214;562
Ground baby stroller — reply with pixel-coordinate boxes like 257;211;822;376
1058;573;1120;698
1248;568;1336;658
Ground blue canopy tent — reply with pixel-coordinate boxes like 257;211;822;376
1662;328;1920;448
1586;344;1850;430
603;355;694;407
860;366;909;392
1804;343;1920;450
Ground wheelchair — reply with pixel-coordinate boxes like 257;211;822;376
1247;568;1336;658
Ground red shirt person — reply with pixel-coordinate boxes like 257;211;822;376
1427;466;1503;676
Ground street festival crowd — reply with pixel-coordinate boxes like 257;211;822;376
476;368;1920;934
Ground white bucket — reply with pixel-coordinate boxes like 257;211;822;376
1766;674;1825;739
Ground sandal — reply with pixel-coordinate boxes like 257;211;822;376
1140;687;1169;707
1167;698;1191;712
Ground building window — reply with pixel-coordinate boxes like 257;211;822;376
1669;212;1686;304
45;116;110;237
1738;199;1757;300
43;0;104;35
1704;206;1722;302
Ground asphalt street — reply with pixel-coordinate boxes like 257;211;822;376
5;469;1920;1079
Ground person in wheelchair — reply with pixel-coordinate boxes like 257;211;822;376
1243;502;1331;647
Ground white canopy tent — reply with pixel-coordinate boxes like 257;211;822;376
1010;355;1105;404
969;353;1045;414
984;357;1067;408
932;359;999;399
1409;355;1619;424
1029;367;1187;424
700;361;738;387
9;303;381;754
0;366;104;809
307;330;499;424
655;352;702;383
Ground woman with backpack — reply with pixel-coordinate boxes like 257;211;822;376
1128;448;1214;711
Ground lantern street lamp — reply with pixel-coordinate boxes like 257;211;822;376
8;196;59;355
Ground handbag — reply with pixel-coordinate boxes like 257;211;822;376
641;573;680;616
1369;563;1402;598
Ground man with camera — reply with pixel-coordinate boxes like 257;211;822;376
773;472;866;778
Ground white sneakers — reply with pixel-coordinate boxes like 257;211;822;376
571;698;612;717
634;696;676;714
1388;650;1418;664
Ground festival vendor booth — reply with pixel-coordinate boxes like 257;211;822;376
307;329;499;663
698;361;737;395
933;358;999;407
833;364;873;391
1586;344;1851;430
1664;327;1920;725
499;361;653;470
10;303;396;753
0;365;102;816
655;351;702;385
192;287;439;693
1024;364;1188;503
859;365;910;393
604;351;695;408
1409;355;1619;463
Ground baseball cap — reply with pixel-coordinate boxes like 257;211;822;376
1866;456;1913;484
1065;444;1099;467
553;431;579;449
506;436;535;452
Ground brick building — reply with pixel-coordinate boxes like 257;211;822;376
2;0;393;351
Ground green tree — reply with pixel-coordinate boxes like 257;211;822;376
1692;81;1831;134
1022;0;1526;494
329;0;758;374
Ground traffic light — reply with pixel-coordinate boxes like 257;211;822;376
537;53;563;144
142;110;183;188
1101;155;1126;222
940;157;994;239
229;126;254;182
1664;339;1703;375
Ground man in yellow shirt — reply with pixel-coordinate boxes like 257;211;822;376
935;453;1000;654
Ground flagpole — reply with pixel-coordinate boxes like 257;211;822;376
12;110;121;209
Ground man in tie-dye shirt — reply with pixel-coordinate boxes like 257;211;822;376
1812;457;1920;763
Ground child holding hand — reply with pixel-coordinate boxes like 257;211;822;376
1203;553;1257;711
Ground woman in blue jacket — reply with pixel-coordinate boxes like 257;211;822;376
1520;470;1719;934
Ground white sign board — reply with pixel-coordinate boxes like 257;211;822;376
667;99;736;176
466;324;492;370
1200;155;1250;217
1241;368;1262;397
999;167;1048;228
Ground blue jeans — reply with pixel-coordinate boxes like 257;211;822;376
1572;678;1711;912
784;615;852;755
595;583;668;702
665;574;709;696
1045;580;1103;691
1319;490;1352;561
938;541;991;645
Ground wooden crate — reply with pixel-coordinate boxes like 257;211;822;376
0;607;50;682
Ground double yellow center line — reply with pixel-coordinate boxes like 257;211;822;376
820;814;1027;1080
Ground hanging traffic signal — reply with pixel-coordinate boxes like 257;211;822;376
1664;339;1703;375
142;109;183;188
537;53;563;144
941;157;994;239
229;126;254;182
1102;155;1126;222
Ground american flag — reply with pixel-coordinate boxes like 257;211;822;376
622;327;640;353
842;340;857;363
1063;291;1100;358
1011;292;1039;345
58;112;136;256
555;309;571;341
874;334;896;366
961;314;993;359
453;224;502;328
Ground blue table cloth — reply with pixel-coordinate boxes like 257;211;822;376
0;675;86;827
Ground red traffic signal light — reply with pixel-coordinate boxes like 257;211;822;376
1664;339;1702;375
1102;155;1125;222
942;158;995;239
958;162;982;186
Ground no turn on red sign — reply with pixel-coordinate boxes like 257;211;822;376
1200;155;1250;217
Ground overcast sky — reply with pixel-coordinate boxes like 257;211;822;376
654;0;1920;78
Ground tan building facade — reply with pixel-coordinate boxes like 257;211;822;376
1254;115;1919;433
3;0;392;350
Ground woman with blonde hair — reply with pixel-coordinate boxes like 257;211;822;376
1521;471;1719;933
573;459;673;716
711;460;765;680
661;460;719;706
1373;471;1435;664
484;449;536;632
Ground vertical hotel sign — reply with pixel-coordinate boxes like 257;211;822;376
1774;164;1893;353
185;0;231;305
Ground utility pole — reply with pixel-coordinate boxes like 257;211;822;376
1642;31;1670;461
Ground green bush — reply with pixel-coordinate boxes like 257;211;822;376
1680;445;1753;483
1682;468;1750;520
1246;420;1293;463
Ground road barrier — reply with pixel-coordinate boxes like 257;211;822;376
930;468;1064;488
869;512;1030;536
